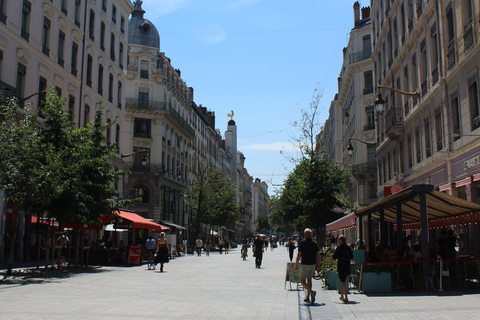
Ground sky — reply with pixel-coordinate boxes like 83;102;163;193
139;0;361;195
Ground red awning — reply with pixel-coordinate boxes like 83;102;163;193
102;210;169;232
326;212;356;232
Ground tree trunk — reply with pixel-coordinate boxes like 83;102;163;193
6;211;21;276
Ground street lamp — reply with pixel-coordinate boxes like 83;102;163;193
375;84;420;113
163;166;182;180
121;149;148;166
346;137;377;156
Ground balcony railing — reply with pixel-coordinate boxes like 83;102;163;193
416;2;423;17
352;161;377;176
364;122;375;131
125;98;195;137
61;6;68;15
42;46;50;56
404;101;410;116
347;49;372;65
74;19;80;28
0;12;6;24
385;105;404;132
71;68;77;77
58;58;64;68
0;80;17;98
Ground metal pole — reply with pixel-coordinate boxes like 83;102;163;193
420;192;430;291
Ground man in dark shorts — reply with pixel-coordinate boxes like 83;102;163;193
295;228;321;304
253;235;264;268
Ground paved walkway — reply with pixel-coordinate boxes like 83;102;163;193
2;247;480;319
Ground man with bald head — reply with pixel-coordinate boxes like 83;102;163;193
295;228;321;304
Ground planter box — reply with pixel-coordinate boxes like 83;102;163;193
327;270;337;290
362;272;392;293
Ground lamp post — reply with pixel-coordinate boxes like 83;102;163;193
121;149;148;166
163;166;182;180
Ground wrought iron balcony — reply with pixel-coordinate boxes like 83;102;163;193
21;29;30;41
464;21;473;51
351;161;377;176
385;104;404;140
421;80;428;97
42;46;50;56
363;85;374;95
126;98;195;137
0;80;17;98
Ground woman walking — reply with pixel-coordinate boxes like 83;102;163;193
329;235;353;302
154;232;169;272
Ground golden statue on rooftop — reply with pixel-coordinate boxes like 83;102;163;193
227;110;234;120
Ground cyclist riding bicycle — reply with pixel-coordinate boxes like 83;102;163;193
146;235;156;269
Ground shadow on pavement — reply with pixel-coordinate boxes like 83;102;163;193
364;288;480;297
0;266;109;286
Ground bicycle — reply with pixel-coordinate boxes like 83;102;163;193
147;250;156;270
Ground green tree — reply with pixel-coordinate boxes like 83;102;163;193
279;152;351;232
0;89;133;275
185;157;240;239
255;213;271;234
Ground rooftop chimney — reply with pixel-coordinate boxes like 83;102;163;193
361;7;371;20
353;2;360;26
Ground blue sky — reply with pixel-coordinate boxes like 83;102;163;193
140;0;360;195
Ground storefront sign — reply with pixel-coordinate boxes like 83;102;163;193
464;155;480;170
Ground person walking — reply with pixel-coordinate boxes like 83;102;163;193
55;232;70;267
205;238;211;256
154;232;169;272
224;237;229;254
329;235;353;303
146;235;156;263
253;235;264;268
286;238;296;262
295;228;321;304
195;238;203;256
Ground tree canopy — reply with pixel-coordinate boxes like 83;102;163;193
0;88;133;225
185;158;240;238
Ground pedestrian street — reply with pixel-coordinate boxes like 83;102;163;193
0;246;298;320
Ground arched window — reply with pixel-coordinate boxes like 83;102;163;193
132;185;149;203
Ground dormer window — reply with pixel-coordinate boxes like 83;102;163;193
140;22;150;34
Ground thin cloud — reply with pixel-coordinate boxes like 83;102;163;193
196;24;227;44
240;142;298;152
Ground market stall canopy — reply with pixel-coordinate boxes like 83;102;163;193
326;212;356;233
102;210;169;232
160;220;186;231
355;184;480;224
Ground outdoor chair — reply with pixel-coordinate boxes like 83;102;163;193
396;263;414;290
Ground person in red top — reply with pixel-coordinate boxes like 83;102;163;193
295;228;321;304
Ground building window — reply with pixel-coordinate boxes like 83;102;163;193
110;32;115;61
0;0;7;25
42;17;50;56
100;21;105;51
117;81;122;109
71;42;78;77
108;73;113;103
119;42;123;69
424;119;432;158
84;104;90;127
399;142;404;173
415;127;421;164
134;118;151;138
132;185;149;203
57;31;65;67
68;95;75;121
16;62;26;102
451;92;461;139
435;109;443;151
106;118;111;144
120;15;125;34
407;134;413;168
86;54;93;87
138;91;148;107
55;86;62;97
61;0;67;15
431;23;439;85
38;76;47;116
102;0;106;12
98;64;103;95
365;106;375;130
140;61;148;78
364;70;373;95
115;123;120;146
469;76;480;130
89;9;95;41
112;5;116;24
74;0;81;27
21;1;31;41
446;2;455;69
